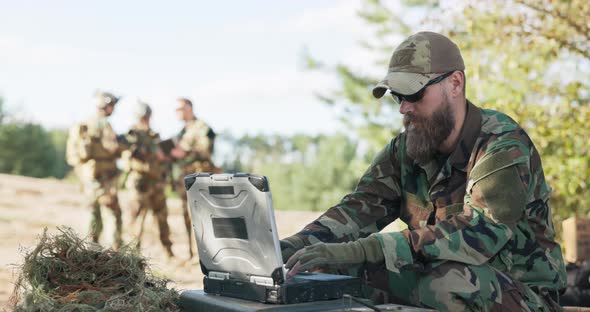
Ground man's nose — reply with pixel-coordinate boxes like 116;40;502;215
399;100;414;114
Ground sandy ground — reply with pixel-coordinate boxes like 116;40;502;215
0;173;333;310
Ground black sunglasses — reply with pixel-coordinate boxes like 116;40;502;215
390;71;455;104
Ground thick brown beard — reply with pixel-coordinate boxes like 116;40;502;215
404;92;455;164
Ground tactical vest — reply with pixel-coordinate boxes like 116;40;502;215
80;115;119;178
126;128;165;180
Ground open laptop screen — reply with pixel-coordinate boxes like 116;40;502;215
186;173;284;283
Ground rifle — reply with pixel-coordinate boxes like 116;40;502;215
158;138;177;191
117;131;137;189
120;169;131;189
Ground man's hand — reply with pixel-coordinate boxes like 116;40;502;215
155;149;167;162
285;235;384;272
170;146;187;159
279;235;306;264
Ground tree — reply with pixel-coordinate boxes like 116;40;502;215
217;132;362;211
306;0;438;153
0;97;6;124
311;0;589;221
452;0;590;221
49;129;70;179
0;122;57;178
0;95;70;178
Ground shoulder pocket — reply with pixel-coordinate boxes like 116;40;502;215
468;149;528;224
468;149;527;192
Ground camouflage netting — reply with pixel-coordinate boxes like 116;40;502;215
10;227;179;311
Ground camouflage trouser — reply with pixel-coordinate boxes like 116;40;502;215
175;167;194;258
127;172;173;252
82;171;122;248
344;261;560;312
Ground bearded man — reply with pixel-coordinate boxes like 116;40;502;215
280;32;566;312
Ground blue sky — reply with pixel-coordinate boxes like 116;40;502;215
0;0;396;138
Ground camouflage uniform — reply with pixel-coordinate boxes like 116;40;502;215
291;101;566;311
66;123;89;182
174;117;218;257
79;112;123;248
124;123;174;257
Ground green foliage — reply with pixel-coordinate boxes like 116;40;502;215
0;97;6;124
0;97;71;178
311;0;590;222
48;129;70;179
0;122;57;178
306;0;444;152
219;133;366;211
444;0;590;221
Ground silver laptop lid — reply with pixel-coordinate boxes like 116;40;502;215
185;173;284;283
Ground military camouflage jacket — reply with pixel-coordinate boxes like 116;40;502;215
84;113;119;162
296;101;566;292
177;117;214;163
124;124;165;179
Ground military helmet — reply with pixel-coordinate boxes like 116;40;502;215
135;99;152;119
94;90;119;108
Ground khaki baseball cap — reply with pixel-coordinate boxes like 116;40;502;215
135;99;152;118
372;31;465;98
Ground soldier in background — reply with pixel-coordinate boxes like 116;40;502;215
75;91;123;249
170;97;219;259
123;100;174;258
66;122;89;184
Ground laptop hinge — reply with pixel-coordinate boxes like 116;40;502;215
209;271;230;280
249;275;274;286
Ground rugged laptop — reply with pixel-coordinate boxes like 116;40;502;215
184;172;361;304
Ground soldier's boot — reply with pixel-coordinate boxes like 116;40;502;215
110;201;124;250
157;214;174;259
165;245;175;259
89;203;102;244
91;233;100;244
136;208;148;249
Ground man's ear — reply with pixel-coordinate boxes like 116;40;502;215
448;71;465;97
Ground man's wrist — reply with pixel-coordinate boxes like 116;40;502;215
357;235;385;264
282;235;306;249
280;234;308;264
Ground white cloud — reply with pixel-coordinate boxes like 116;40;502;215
192;69;334;99
185;68;341;136
0;35;87;67
219;0;367;35
282;0;363;33
1;1;400;139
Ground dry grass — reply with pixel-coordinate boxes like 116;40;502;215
10;227;179;312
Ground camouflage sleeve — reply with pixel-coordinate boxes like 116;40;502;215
374;133;533;272
101;121;119;155
296;139;402;245
84;117;119;159
151;133;161;154
178;124;212;160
